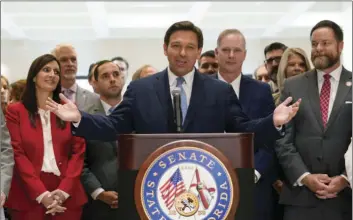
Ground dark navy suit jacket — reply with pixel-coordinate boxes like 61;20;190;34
233;74;278;220
73;69;279;142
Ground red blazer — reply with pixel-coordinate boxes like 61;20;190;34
5;102;87;211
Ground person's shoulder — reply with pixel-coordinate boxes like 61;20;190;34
6;102;24;112
242;74;270;90
129;69;166;88
286;69;312;85
77;85;99;98
201;72;229;88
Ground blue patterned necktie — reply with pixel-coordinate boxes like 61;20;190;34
108;107;115;115
176;77;188;124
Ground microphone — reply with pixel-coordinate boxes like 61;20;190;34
172;88;183;133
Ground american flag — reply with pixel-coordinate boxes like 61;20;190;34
159;168;186;210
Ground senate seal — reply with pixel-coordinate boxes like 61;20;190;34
135;140;239;220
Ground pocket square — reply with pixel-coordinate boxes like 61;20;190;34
345;101;352;104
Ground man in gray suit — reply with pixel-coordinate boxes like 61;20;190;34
81;60;124;219
52;44;98;110
275;20;352;220
1;110;14;220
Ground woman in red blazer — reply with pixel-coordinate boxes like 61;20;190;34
5;54;87;219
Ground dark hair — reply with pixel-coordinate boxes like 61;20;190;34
198;50;215;65
94;60;115;81
10;79;26;102
111;56;129;70
310;20;343;42
88;62;96;82
21;54;65;129
264;42;288;57
164;20;203;49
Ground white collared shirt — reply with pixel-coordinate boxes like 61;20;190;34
317;64;342;119
168;67;195;106
62;83;78;102
36;109;69;203
100;100;121;116
217;72;242;98
38;108;61;177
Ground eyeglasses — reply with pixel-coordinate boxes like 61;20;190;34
264;56;282;65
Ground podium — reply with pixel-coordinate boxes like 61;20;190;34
117;133;254;220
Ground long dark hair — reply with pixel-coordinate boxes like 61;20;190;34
21;54;65;129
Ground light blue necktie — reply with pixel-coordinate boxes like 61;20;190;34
176;77;188;124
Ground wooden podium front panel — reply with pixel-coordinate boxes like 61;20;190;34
117;133;254;220
118;133;254;170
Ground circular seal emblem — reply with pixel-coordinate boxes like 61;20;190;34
135;140;239;220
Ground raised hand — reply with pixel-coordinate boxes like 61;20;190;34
46;93;81;122
273;97;301;127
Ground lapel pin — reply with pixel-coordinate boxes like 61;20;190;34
346;81;352;87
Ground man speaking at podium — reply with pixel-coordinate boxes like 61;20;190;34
46;21;300;145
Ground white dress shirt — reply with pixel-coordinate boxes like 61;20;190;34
345;140;352;188
217;72;242;98
38;109;61;176
296;65;347;186
168;66;195;106
90;100;120;200
36;109;69;203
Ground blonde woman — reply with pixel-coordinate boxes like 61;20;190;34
131;65;157;81
274;48;311;105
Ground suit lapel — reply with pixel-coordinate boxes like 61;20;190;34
154;69;175;132
239;75;251;113
306;70;324;132
326;68;352;130
76;86;86;109
183;71;205;130
92;101;105;116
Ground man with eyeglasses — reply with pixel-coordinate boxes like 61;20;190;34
264;42;288;93
198;50;219;75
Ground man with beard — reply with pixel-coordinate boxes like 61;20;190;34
52;44;98;110
275;20;352;220
81;60;124;220
264;42;288;94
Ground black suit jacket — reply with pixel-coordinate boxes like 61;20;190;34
80;98;119;220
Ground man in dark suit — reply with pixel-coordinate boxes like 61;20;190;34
213;28;279;220
275;20;352;220
46;21;299;148
81;60;124;219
